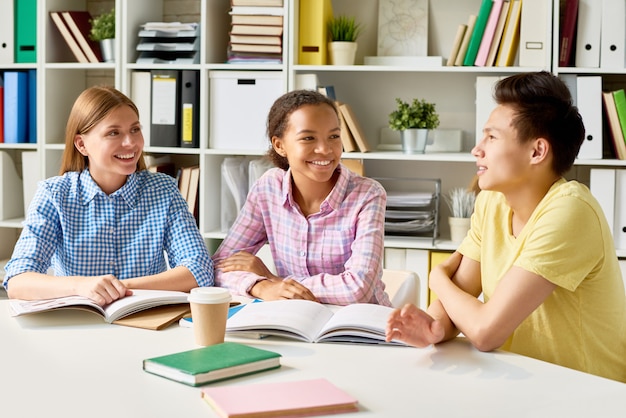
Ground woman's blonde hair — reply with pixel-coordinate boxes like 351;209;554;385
59;85;147;175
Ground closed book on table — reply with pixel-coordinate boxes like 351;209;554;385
150;70;180;148
61;11;104;63
143;342;281;386
180;70;199;148
201;378;358;418
3;71;28;144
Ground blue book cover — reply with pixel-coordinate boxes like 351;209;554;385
27;69;36;143
3;71;28;143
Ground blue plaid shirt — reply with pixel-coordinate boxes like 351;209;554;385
4;169;213;288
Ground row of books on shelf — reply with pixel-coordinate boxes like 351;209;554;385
447;0;548;68
227;3;284;64
0;0;37;64
145;156;200;223
0;70;37;144
559;0;626;69
130;70;200;149
49;10;103;63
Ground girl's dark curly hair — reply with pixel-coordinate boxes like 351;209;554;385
266;89;339;170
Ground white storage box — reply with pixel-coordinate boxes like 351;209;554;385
210;71;284;151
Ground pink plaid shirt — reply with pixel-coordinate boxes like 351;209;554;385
213;165;391;306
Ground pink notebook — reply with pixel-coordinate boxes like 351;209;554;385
200;378;359;417
474;0;505;66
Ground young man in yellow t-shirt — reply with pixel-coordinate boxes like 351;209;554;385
386;71;626;383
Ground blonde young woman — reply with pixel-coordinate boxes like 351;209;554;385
4;86;212;305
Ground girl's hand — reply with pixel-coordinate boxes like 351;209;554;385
217;251;276;280
250;278;318;302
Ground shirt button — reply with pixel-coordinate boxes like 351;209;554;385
109;228;115;234
300;251;305;256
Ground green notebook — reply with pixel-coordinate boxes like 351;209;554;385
143;342;281;386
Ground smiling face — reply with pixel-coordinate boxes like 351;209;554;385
271;103;343;194
472;104;538;195
74;104;144;194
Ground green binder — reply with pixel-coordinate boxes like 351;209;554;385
15;0;37;63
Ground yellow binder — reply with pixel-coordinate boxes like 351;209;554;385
298;0;333;65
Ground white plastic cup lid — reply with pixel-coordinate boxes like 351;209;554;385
188;287;232;304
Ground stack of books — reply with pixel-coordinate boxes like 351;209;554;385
136;22;200;64
227;1;284;64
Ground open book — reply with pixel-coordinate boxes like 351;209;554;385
226;299;405;345
8;289;190;329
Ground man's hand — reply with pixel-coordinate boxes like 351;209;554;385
386;303;445;347
76;275;132;306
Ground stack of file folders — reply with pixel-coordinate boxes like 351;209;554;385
136;22;200;64
376;178;440;244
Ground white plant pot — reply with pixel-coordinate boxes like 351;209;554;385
100;38;115;63
401;128;429;154
328;41;357;65
449;217;471;243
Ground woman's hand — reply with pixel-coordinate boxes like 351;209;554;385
76;274;133;306
217;251;277;280
250;278;318;302
386;303;445;347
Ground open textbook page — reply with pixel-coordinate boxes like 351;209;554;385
9;289;190;324
226;299;406;345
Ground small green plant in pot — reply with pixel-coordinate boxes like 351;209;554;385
327;15;362;65
89;9;116;62
388;98;440;154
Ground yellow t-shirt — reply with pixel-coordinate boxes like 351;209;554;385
458;178;626;382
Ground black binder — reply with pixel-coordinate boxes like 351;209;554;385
180;70;199;148
150;70;180;147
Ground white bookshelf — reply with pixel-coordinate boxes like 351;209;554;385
4;0;626;279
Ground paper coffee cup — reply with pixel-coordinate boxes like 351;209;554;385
188;287;232;346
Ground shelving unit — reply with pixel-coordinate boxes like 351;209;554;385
4;0;626;287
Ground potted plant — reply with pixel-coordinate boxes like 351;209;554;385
388;98;440;154
444;187;477;243
89;8;115;62
327;15;362;65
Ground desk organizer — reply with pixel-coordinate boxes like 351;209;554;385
374;177;441;245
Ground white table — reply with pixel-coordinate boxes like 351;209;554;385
1;300;624;418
